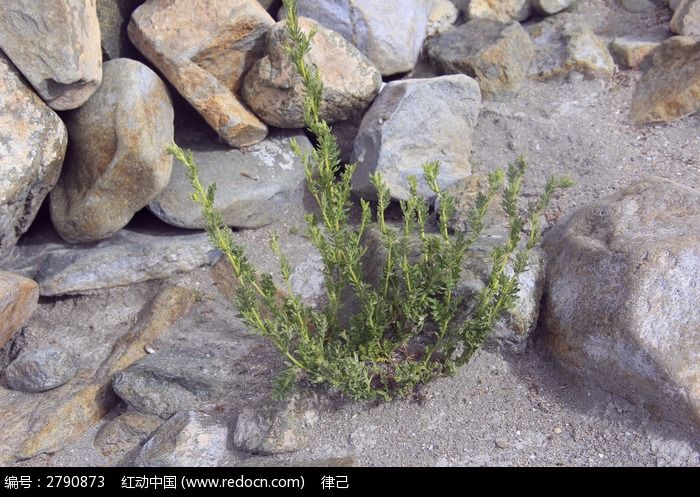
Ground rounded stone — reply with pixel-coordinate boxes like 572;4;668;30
4;347;78;393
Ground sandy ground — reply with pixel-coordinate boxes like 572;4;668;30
3;0;700;466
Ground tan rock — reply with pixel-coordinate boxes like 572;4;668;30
670;0;700;39
465;0;532;22
0;53;67;259
427;0;459;37
19;380;118;458
242;18;381;128
427;20;535;99
609;37;659;69
128;0;272;148
97;285;198;377
0;271;39;348
50;58;174;243
529;14;614;80
0;0;102;110
630;36;700;124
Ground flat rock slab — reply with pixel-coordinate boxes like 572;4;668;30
0;271;38;349
0;225;218;297
128;0;272;147
0;53;67;260
0;0;102;110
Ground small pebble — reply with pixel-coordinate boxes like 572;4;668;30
554;427;563;435
495;438;509;449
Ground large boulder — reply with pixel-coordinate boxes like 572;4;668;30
630;36;700;124
151;130;311;230
280;0;433;76
0;52;67;259
351;75;481;201
542;177;700;425
50;58;174;244
0;0;102;110
128;0;272;147
427;19;535;99
242;18;381;128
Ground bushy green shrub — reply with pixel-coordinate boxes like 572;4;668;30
169;0;572;401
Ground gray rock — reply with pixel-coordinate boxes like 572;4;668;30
0;53;67;260
50;58;174;244
0;227;218;297
96;0;143;60
128;0;271;148
242;18;381;128
532;0;576;15
0;0;102;110
670;0;700;39
463;0;532;22
621;0;658;13
542;177;700;425
280;0;433;76
671;0;683;9
151;129;311;230
427;19;535;99
528;14;615;80
94;411;163;460
112;352;227;419
233;391;320;455
4;347;78;393
351;75;481;201
136;411;227;467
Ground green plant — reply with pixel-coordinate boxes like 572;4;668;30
169;0;572;401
